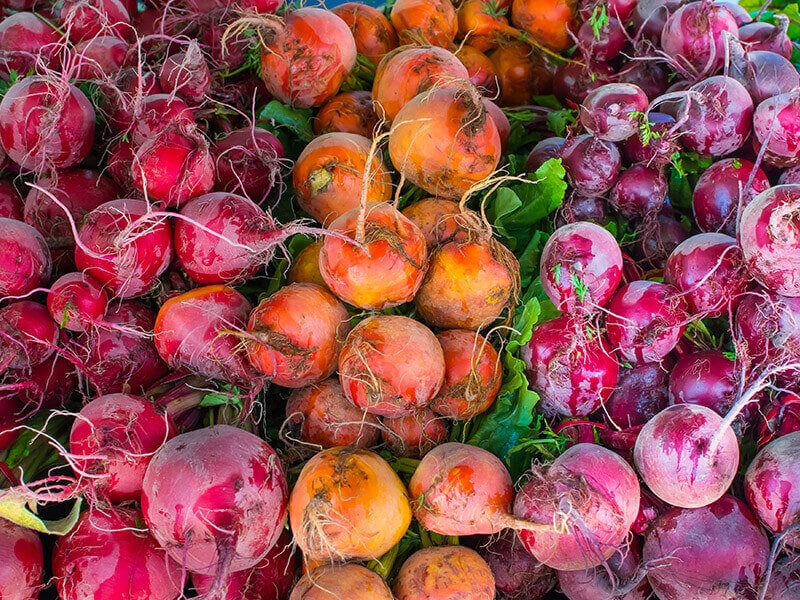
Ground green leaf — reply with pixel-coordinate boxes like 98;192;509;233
546;108;578;137
467;296;561;478
257;100;314;143
0;492;81;536
487;158;567;250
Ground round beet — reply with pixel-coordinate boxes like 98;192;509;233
77;301;168;395
753;91;800;168
0;77;95;172
428;329;501;420
660;1;739;75
47;272;109;332
604;362;670;430
285;378;381;449
691;158;770;237
744;430;800;548
520;316;619;417
245;283;351;388
0;301;58;373
0;218;51;298
0;520;42;600
668;351;738;418
643;496;769;600
74;199;173;300
338;315;445;418
0;180;23;220
539;221;623;313
634;404;739;508
142;425;289;576
213;127;284;202
664;233;749;317
605;281;688;364
735;291;800;366
740;185;800;297
609;165;667;219
70;393;178;503
514;443;640;571
560;134;621;197
557;537;650;600
381;408;448;458
579;83;649;142
53;508;182;600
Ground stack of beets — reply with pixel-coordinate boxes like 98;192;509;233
1;0;800;598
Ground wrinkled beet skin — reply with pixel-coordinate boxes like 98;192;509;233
0;519;43;600
53;508;182;600
520;316;619;417
692;159;770;237
664;232;749;317
744;431;800;547
643;496;769;600
605;281;688;364
539;221;623;313
475;531;556;600
634;403;739;509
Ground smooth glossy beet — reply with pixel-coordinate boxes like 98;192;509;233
539;221;623;313
643;496;769;600
605;281;688;364
740;185;800;297
660;1;739;75
691;158;770;237
520;316;619;417
560;134;621;197
664;233;749;317
609;164;667;219
668;351;737;418
579;83;648;142
634;404;739;508
744;430;800;547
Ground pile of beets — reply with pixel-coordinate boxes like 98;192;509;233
1;0;800;598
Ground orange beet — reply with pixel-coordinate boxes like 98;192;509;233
286;240;328;289
455;44;499;96
510;0;578;52
338;315;445;418
388;83;502;199
429;329;501;420
289;447;412;562
390;0;458;48
372;45;468;123
414;238;520;329
289;564;394;600
394;546;495;600
312;91;380;137
319;203;428;310
245;283;350;388
292;132;393;225
400;197;473;249
331;3;398;66
409;442;517;536
285;378;381;449
488;41;554;106
456;0;519;52
259;7;357;108
381;408;448;458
